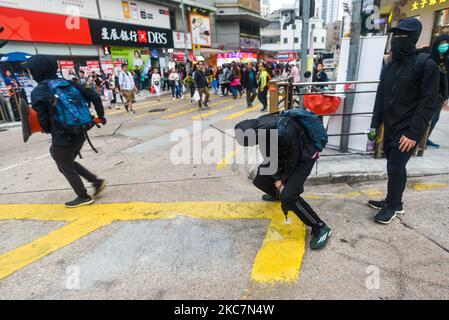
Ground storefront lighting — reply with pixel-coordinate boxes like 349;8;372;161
411;0;446;11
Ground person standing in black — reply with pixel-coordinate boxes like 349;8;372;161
242;63;258;108
368;18;439;224
24;55;107;208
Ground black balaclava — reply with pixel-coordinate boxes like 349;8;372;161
391;31;420;62
23;54;58;83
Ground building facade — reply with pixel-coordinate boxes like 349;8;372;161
381;0;449;47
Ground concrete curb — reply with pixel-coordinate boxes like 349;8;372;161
305;171;449;185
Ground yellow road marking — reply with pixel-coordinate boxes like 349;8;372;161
0;216;111;281
162;97;234;119
216;150;238;170
224;104;261;120
0;202;305;284
191;104;239;120
411;183;448;191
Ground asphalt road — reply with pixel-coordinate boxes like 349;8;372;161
0;93;448;299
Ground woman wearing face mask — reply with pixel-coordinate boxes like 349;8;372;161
426;35;449;148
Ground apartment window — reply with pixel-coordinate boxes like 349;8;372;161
314;37;317;42
292;24;296;30
294;37;299;43
322;37;325;43
283;25;287;30
284;38;288;44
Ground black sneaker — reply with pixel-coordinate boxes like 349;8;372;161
93;179;107;198
65;196;95;208
368;200;404;214
374;206;397;224
260;107;267;112
310;225;332;250
261;194;279;201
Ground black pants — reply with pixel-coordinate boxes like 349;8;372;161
429;103;443;137
384;140;413;207
253;160;324;234
50;143;98;198
258;87;268;109
246;88;257;107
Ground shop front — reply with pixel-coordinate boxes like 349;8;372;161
384;0;449;47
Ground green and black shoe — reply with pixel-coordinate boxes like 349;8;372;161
310;225;332;250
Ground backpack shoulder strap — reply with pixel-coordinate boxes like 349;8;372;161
414;52;431;85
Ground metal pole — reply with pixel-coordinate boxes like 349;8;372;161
339;0;362;153
180;0;190;72
300;0;310;81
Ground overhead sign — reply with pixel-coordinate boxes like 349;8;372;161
89;20;173;48
98;0;170;29
189;13;211;47
0;6;92;45
411;0;447;11
0;0;99;18
173;31;192;49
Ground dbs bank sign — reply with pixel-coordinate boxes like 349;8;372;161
89;20;173;48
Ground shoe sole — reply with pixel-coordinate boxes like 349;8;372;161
65;198;95;209
375;213;397;225
369;203;405;214
94;180;107;198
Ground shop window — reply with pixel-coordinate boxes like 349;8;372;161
433;8;449;39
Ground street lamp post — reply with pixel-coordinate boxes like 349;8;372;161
180;0;190;72
300;0;310;81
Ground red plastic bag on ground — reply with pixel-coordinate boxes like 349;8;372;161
304;94;341;115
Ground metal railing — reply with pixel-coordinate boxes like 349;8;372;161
268;78;429;158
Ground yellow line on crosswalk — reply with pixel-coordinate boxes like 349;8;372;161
224;104;261;120
191;104;239;120
0;202;305;284
162;97;235;119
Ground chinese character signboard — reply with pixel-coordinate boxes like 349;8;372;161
89;20;173;48
99;0;170;29
173;31;192;50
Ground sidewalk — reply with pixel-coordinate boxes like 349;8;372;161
247;109;449;184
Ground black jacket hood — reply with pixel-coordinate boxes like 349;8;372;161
24;54;58;83
431;34;449;64
235;114;281;146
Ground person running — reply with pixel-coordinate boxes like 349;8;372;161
235;114;332;250
24;54;107;208
426;34;449;148
257;62;271;112
368;18;439;224
151;68;162;101
119;63;136;114
194;61;210;110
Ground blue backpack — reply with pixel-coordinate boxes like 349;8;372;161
278;108;328;152
47;79;94;135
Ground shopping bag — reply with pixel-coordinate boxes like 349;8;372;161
192;90;200;102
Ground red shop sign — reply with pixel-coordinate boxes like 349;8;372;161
0;6;92;45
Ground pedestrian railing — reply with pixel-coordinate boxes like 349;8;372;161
268;78;430;158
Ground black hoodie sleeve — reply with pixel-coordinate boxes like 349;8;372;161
405;58;439;141
69;80;105;119
277;123;300;184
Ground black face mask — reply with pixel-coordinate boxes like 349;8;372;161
391;34;418;61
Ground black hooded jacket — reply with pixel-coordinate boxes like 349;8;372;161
235;114;313;184
430;34;449;104
371;35;439;142
25;55;105;147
